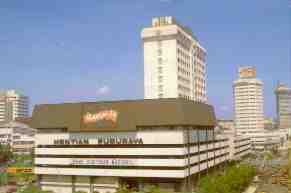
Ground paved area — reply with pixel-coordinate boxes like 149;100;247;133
256;183;288;193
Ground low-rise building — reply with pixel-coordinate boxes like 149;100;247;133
31;99;229;193
0;121;35;154
216;130;251;161
245;131;286;151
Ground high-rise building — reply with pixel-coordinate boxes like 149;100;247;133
275;83;291;129
141;16;207;103
233;67;264;134
0;90;29;122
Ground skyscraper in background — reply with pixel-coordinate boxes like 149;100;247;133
275;83;291;129
141;16;207;103
233;67;264;134
0;90;29;122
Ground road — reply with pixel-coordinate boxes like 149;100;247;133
256;183;288;193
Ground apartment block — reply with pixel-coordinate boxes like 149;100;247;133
0;90;29;122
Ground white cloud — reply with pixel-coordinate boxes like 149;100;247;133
97;85;111;96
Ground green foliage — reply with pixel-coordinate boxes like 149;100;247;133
115;185;137;193
0;143;12;163
263;151;273;161
197;164;256;193
0;172;8;185
10;153;33;167
143;185;167;193
115;184;168;193
73;191;88;193
6;153;35;185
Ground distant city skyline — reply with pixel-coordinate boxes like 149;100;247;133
0;0;290;119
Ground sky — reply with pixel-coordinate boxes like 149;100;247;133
0;0;290;119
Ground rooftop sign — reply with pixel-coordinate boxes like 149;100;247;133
239;67;256;78
83;110;118;125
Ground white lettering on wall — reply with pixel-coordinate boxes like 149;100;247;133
71;159;135;166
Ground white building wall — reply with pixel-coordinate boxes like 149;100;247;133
234;78;264;134
142;17;207;103
36;130;185;146
35;130;228;175
217;132;251;160
0;121;35;154
0;90;29;122
35;129;229;193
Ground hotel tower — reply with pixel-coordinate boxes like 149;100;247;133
141;16;207;103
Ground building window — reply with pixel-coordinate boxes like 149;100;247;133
191;130;198;142
198;130;207;142
13;136;20;140
207;129;214;141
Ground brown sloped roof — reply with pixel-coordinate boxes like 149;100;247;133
15;117;32;126
31;98;216;131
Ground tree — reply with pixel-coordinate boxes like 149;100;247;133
115;185;136;193
73;191;87;193
0;143;12;163
197;164;256;193
144;185;167;193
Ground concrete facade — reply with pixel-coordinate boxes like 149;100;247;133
35;129;229;193
0;90;29;122
245;131;287;151
216;131;251;160
0;121;35;154
142;16;207;103
233;67;264;134
31;99;229;193
275;83;291;129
